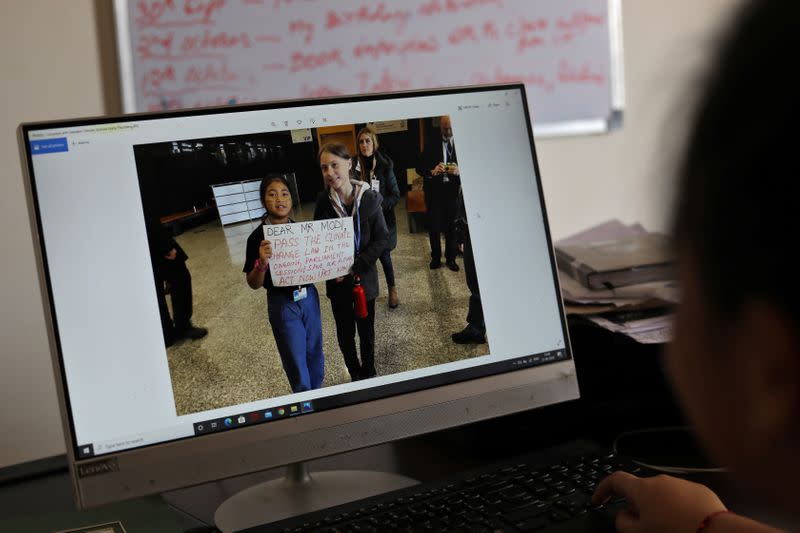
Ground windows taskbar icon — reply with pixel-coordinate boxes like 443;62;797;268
77;443;95;458
194;400;316;435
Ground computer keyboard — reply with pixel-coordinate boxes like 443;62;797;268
247;445;652;532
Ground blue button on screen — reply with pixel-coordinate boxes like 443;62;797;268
30;138;68;155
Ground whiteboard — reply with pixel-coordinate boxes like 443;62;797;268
114;0;624;136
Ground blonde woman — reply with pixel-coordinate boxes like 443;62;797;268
354;125;401;308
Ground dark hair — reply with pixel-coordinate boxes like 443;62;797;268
672;0;800;320
259;174;292;211
318;142;352;162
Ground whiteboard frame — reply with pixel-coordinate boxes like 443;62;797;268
112;0;625;137
113;0;137;115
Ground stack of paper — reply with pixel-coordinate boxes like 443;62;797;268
555;220;677;344
585;310;674;345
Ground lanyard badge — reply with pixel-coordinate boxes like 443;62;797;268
293;287;307;302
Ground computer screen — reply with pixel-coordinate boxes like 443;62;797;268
20;84;578;511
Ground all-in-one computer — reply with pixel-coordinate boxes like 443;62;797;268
19;84;625;532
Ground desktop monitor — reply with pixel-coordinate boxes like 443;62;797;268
19;84;578;531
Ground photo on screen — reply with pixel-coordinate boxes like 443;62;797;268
132;116;488;415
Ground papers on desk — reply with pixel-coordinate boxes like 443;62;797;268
556;220;677;344
559;270;679;307
587;313;673;345
56;522;125;533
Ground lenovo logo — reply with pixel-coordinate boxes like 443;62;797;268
78;458;119;478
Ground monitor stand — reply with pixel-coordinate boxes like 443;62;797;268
214;462;418;532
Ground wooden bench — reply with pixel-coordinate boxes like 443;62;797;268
406;190;427;234
160;206;215;234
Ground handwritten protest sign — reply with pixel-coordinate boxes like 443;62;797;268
265;218;354;287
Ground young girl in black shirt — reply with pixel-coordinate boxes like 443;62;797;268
243;175;325;392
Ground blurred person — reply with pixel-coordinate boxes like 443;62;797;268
451;187;485;344
354;125;401;308
417;115;460;271
592;2;800;532
153;224;207;347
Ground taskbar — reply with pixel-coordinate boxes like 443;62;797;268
75;349;569;458
193;399;315;435
75;350;568;458
190;348;569;438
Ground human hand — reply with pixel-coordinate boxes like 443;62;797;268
164;248;177;260
259;240;272;265
449;163;459;176
592;472;726;533
432;162;445;176
335;276;345;282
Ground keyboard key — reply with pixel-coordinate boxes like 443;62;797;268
426;501;445;511
465;524;492;533
502;501;547;523
515;517;548;532
539;490;560;501
549;509;571;522
349;521;376;532
499;488;528;500
408;504;427;515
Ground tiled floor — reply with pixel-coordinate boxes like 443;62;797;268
166;200;487;415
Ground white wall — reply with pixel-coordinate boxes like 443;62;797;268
0;0;114;468
538;0;740;238
0;0;741;469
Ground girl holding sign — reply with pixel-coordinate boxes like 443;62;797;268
243;175;325;393
314;143;389;381
354;125;401;309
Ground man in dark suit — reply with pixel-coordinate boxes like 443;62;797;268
452;188;486;344
417;115;460;271
153;224;208;347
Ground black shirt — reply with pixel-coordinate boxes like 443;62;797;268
358;154;375;180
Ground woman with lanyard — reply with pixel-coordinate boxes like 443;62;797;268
314;143;389;382
354;125;401;308
244;174;325;393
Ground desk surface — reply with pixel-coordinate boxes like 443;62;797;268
2;324;756;532
3;426;792;532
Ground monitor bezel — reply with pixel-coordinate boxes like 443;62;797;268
18;83;578;508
